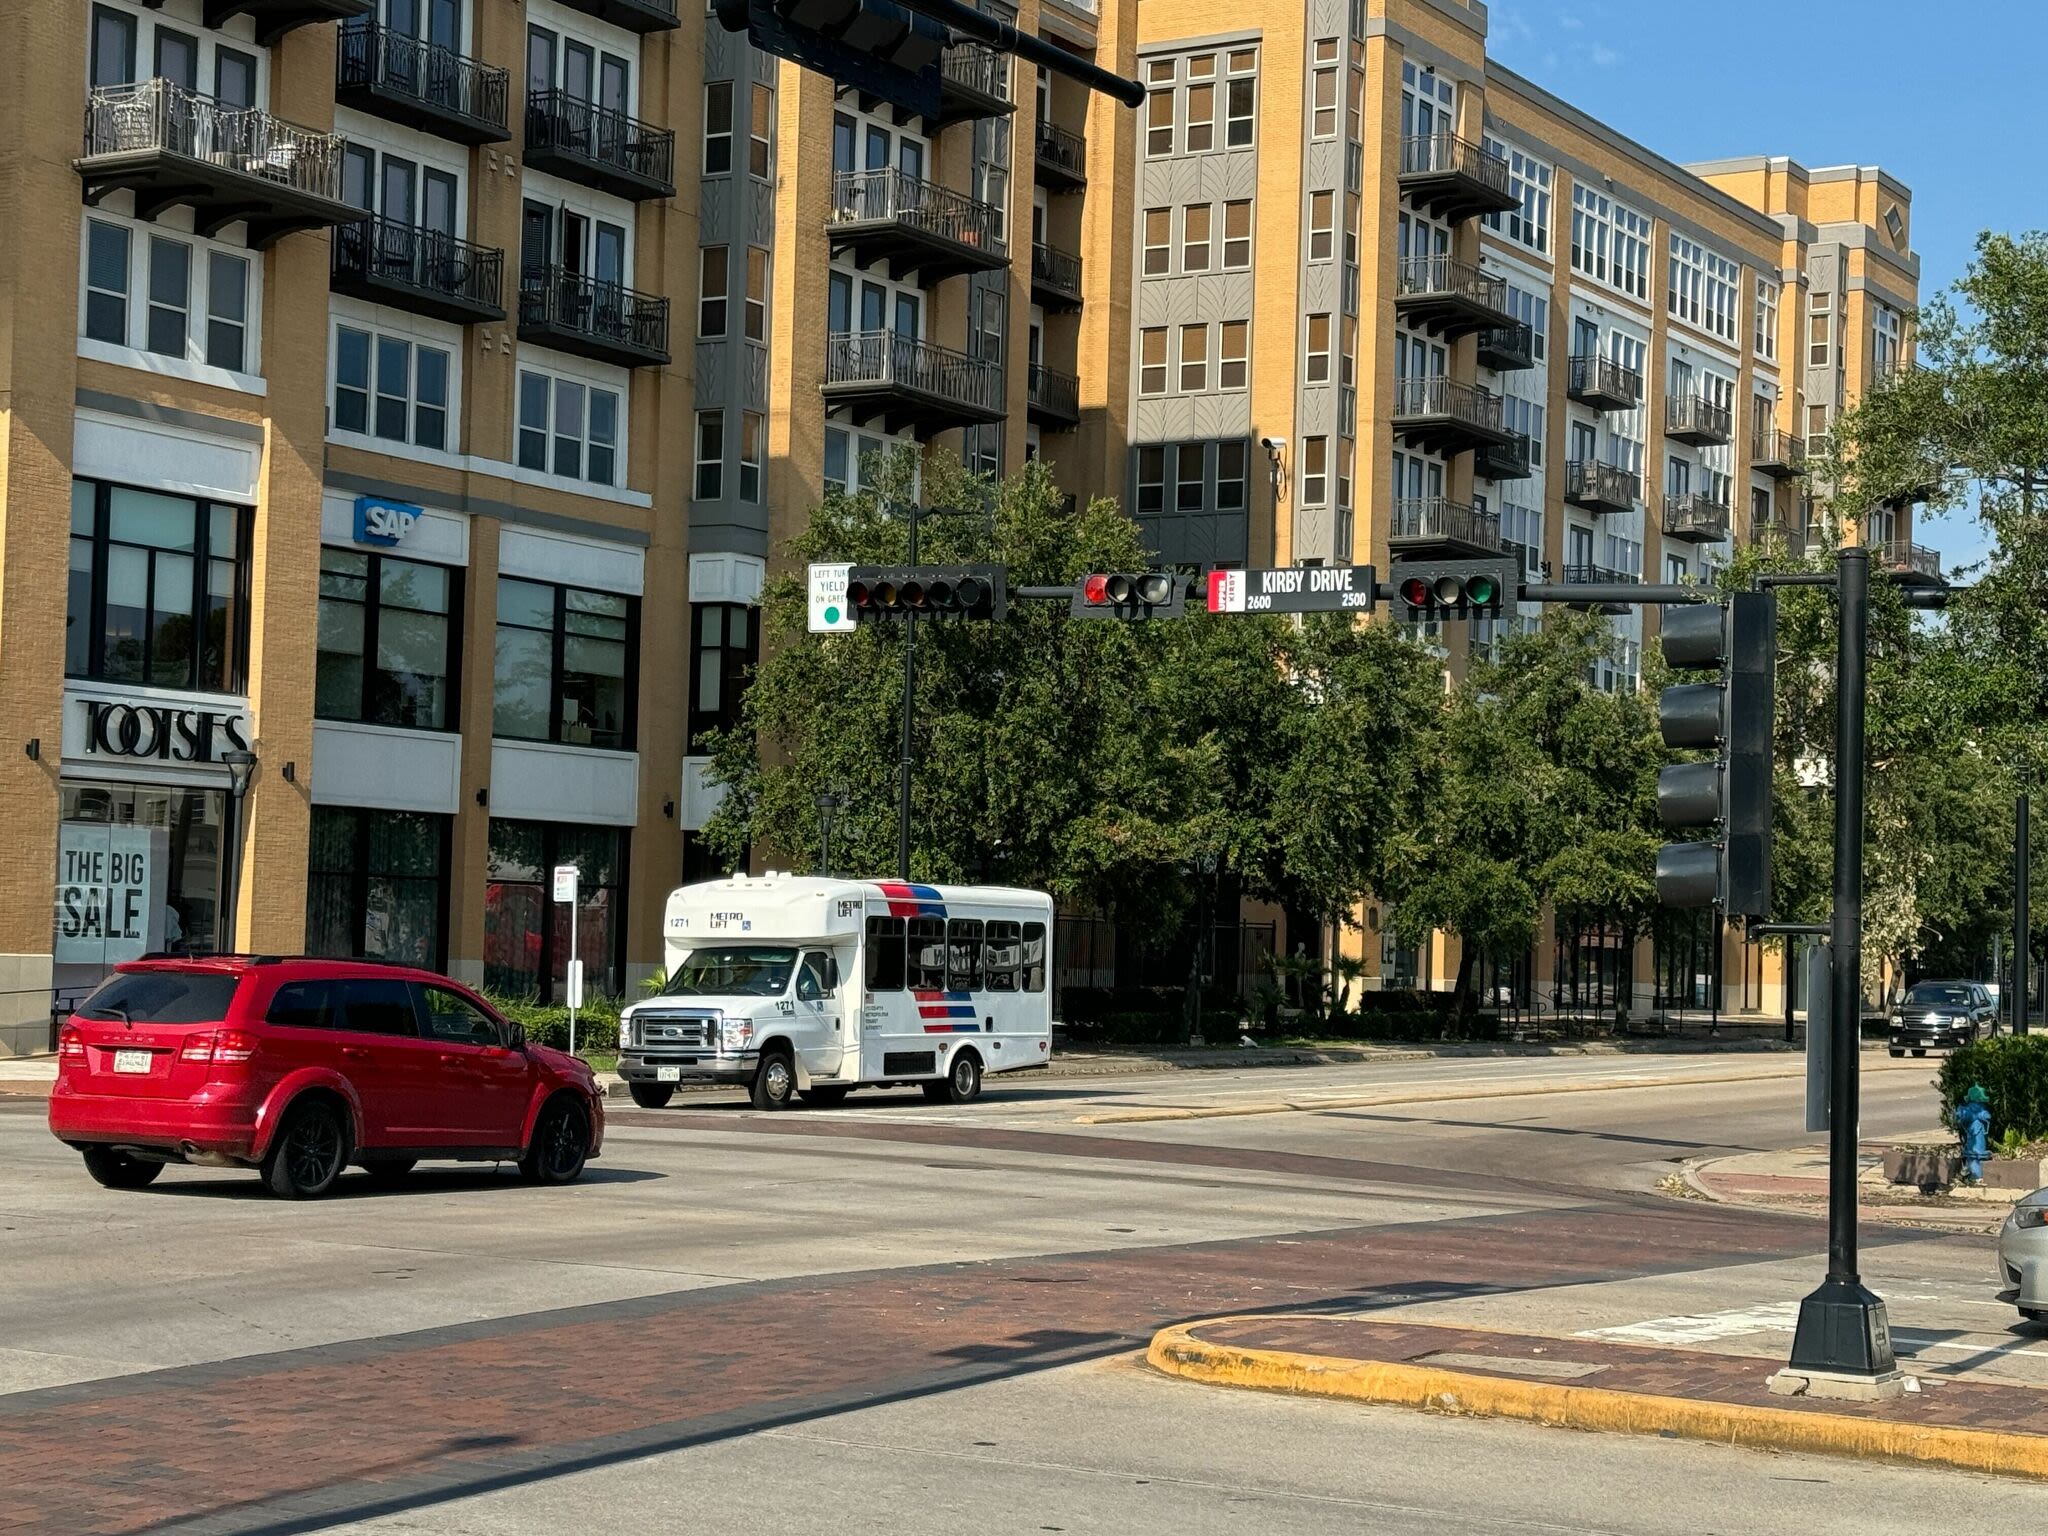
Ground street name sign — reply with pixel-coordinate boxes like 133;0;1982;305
1207;565;1377;615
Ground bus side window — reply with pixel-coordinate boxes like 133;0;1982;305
1021;922;1047;993
908;917;946;991
984;920;1021;991
947;918;984;991
865;916;905;991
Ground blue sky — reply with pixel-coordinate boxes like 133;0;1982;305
1483;0;2048;567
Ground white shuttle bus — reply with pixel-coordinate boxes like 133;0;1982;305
616;875;1054;1110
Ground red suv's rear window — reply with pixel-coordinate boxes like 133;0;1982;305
74;970;242;1025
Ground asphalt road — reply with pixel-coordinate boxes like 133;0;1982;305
0;1049;2011;1533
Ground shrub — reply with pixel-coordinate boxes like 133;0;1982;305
1937;1036;2048;1142
486;991;622;1055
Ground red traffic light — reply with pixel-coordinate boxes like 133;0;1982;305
1400;576;1432;608
848;579;872;608
1083;573;1111;605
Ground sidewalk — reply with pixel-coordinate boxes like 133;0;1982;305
1150;1313;2048;1480
1686;1141;2026;1233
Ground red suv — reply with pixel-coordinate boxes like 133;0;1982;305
48;957;604;1199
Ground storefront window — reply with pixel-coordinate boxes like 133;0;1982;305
67;479;247;694
54;782;225;1005
305;807;449;969
484;819;626;1001
493;578;636;749
688;603;758;751
315;550;460;730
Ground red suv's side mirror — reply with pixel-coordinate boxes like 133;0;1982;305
506;1019;526;1051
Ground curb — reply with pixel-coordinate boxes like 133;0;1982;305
1145;1320;2048;1482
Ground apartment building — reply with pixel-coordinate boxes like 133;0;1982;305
1128;0;1923;1016
0;0;1131;1054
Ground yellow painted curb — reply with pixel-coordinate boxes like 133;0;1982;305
1146;1319;2048;1482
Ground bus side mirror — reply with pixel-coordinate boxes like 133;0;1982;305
825;956;840;992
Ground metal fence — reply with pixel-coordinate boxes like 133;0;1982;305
525;89;675;188
829;167;1006;256
337;18;509;132
825;330;1004;413
82;78;344;200
334;216;503;309
518;266;668;354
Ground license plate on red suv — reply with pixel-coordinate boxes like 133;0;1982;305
112;1049;152;1075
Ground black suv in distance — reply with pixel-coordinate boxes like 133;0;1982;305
1888;980;1998;1057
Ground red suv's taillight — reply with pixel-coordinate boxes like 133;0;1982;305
179;1029;258;1065
58;1026;85;1061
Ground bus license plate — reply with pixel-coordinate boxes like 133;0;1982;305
656;1066;681;1082
113;1049;152;1075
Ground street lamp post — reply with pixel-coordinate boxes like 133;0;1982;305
220;748;257;955
816;787;849;877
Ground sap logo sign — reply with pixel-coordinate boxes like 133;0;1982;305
354;495;421;547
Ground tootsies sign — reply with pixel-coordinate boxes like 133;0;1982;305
82;700;251;764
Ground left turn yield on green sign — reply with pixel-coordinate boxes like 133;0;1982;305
810;562;857;633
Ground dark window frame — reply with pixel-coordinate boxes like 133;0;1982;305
865;915;906;992
907;916;946;991
493;576;641;751
305;805;452;972
315;547;465;732
483;818;630;1004
687;601;758;750
67;477;251;695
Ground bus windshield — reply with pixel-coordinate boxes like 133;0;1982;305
661;946;799;998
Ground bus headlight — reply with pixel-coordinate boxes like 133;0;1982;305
617;1016;634;1049
721;1018;754;1052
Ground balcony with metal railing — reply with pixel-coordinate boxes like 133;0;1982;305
1397;131;1517;221
1562;459;1640;515
1751;518;1808;559
1476;321;1534;373
934;42;1013;124
827;168;1007;282
1749;427;1807;479
553;0;680;33
1565;352;1642;412
205;0;372;48
1875;537;1943;586
517;266;669;367
1475;431;1533;483
1389;497;1501;558
1662;491;1731;544
1035;120;1085;189
337;19;510;145
1560;564;1638;615
76;79;356;248
1393;254;1513;338
332;217;505;325
823;331;1005;436
1390;375;1513;457
524;91;674;201
1031;241;1082;310
1665;392;1732;447
1027;362;1080;428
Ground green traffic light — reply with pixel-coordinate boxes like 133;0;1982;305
1467;575;1498;605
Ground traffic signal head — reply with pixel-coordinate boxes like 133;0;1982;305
1654;592;1776;915
846;564;1007;624
716;0;946;119
1072;571;1186;620
1389;557;1516;618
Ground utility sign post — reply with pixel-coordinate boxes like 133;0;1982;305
808;562;857;633
1206;565;1377;615
553;865;580;1055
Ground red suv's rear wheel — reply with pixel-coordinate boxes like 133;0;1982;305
81;1146;163;1190
262;1099;350;1200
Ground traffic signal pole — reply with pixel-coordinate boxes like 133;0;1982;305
897;505;920;881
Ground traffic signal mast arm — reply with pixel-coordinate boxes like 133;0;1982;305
896;0;1146;105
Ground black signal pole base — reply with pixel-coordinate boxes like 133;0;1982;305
1784;1276;1898;1384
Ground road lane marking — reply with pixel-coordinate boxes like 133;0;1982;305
1579;1302;1802;1344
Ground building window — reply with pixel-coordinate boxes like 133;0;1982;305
704;80;733;174
742;245;768;342
1808;291;1832;366
1306;312;1331;383
1668;233;1739;342
1225;49;1256;147
1570;184;1650;302
67;479;246;693
493;577;637;750
1309;191;1333;261
1220;319;1248;390
1873;301;1902;376
1223;200;1252;269
740;410;763;503
334;325;451;450
698;246;728;338
1145;59;1174;156
1179;323;1207;391
1302;436;1328;504
306;807;449;970
1482;137;1552;255
695;410;724;500
1754;276;1779;362
1182;203;1211;271
1503;284;1548;362
1502;394;1544;467
1139;326;1167;395
485;820;626;1002
749;81;772;178
1217;440;1247;513
1184;58;1213;152
1337;437;1354;510
315;549;459;731
1143;207;1170;275
689;602;759;749
1311;39;1338;139
515;368;620;486
81;217;256;377
1340;314;1357;388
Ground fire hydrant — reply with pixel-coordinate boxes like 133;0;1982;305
1957;1085;1992;1181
